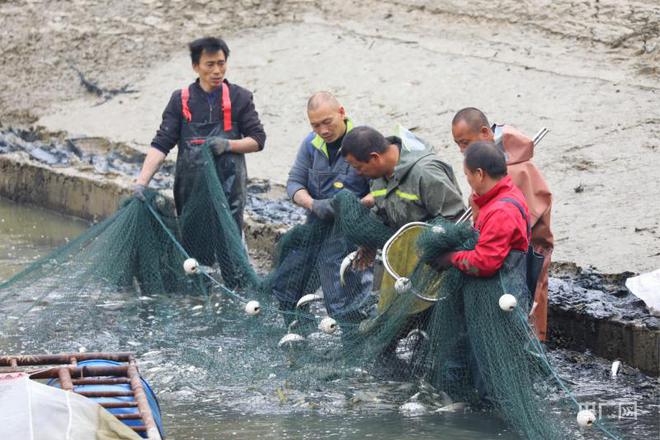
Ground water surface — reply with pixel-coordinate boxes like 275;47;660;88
1;198;657;440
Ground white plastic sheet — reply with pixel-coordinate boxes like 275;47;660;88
625;269;660;317
0;372;141;440
398;125;429;152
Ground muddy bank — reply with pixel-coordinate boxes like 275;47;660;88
0;0;656;127
7;2;655;273
548;263;659;376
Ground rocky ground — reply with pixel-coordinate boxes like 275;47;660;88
0;0;659;273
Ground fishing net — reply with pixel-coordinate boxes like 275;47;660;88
0;144;620;440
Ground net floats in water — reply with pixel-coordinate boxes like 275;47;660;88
245;300;261;316
576;409;596;427
498;293;517;312
319;317;338;334
183;258;199;275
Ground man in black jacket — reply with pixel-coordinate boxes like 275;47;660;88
134;37;266;232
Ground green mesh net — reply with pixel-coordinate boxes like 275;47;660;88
0;145;621;440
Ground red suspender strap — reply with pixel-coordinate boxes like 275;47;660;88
221;82;232;131
181;87;192;123
181;84;231;129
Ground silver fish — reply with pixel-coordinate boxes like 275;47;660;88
278;333;306;348
435;402;467;413
339;250;358;286
288;319;299;332
296;293;324;309
399;401;427;416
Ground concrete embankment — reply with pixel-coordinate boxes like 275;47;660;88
0;154;131;222
0;152;288;255
548;264;659;376
1;151;657;376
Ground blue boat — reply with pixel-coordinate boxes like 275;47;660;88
1;352;165;440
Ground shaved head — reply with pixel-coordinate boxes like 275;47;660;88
452;107;490;133
307;91;341;112
306;91;347;143
451;107;494;153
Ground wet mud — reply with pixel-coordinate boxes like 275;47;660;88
550;264;658;325
548;263;660;376
1;1;656;273
246;179;307;226
0;128;174;189
0;128;304;225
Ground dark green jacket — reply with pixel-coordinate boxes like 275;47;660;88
371;143;465;230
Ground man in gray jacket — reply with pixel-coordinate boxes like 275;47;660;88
271;92;373;325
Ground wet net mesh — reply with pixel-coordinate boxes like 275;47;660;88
0;145;620;439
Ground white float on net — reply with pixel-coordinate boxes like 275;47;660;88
245;300;261;316
183;258;199;275
319;317;338;334
576;409;596;428
498;293;517;312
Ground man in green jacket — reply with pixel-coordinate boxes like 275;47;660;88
341;125;465;374
342;125;465;266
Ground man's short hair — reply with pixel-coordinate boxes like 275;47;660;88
452;107;490;133
189;37;230;65
341;126;389;162
464;141;507;179
307;91;341;112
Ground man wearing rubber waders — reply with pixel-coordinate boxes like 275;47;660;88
451;107;553;341
432;141;533;401
271;92;374;330
341;125;465;373
134;37;266;234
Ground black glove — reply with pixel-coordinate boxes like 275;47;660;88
207;137;231;156
311;199;335;221
429;252;455;272
132;183;146;201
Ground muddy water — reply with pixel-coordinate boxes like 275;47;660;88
1;198;658;439
0;197;89;280
162;409;517;439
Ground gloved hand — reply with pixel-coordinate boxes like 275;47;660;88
207;137;232;156
430;252;455;272
132;183;146;201
311;198;335;221
360;193;375;208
